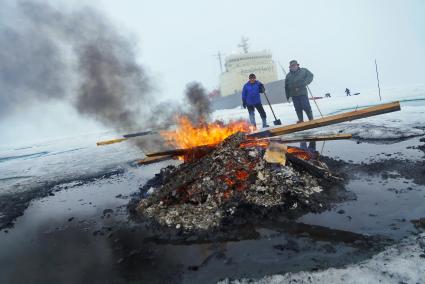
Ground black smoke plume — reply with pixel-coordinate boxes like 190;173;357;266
0;0;152;131
184;82;212;124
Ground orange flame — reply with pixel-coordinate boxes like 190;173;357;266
287;147;313;160
160;116;251;148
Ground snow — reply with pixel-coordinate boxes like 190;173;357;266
0;131;143;195
219;233;425;284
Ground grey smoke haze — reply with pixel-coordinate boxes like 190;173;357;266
129;82;212;153
0;0;153;131
0;2;68;116
143;82;213;129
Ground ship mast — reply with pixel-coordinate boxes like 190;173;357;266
238;37;249;53
214;51;224;73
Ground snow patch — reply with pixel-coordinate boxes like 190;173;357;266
220;233;425;284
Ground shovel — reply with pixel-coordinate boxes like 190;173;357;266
263;92;282;125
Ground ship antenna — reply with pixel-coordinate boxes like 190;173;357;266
238;37;249;53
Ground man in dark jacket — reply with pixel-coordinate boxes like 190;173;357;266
242;73;269;129
285;60;314;122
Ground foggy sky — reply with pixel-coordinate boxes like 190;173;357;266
97;0;425;97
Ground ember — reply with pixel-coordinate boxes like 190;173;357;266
136;132;343;232
287;147;313;160
239;139;270;149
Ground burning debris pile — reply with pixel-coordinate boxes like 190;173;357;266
135;131;343;232
128;102;402;233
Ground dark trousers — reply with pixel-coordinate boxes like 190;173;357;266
292;95;313;121
247;104;267;126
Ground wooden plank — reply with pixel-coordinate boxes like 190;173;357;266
144;102;399;157
145;145;216;157
97;130;155;146
96;138;127;146
123;130;154;138
269;134;352;143
286;153;342;183
248;101;401;138
137;155;174;165
145;134;352;158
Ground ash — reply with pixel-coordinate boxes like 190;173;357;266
135;132;343;232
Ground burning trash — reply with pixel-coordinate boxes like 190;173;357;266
133;128;343;232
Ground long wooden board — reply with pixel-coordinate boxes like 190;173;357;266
96;138;127;146
269;133;352;143
248;101;401;138
145;134;352;158
145;145;215;157
97;130;155;146
137;155;174;165
144;102;399;159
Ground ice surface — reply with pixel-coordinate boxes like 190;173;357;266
0;131;143;195
220;233;425;284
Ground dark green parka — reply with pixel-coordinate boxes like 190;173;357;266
284;68;314;99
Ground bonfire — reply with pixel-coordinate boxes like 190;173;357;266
133;117;343;232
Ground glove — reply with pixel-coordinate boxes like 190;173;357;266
259;83;265;94
242;100;247;109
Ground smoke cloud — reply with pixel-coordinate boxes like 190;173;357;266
0;0;152;131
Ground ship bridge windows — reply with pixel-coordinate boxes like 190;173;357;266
226;55;272;64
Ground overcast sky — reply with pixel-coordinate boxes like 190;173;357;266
1;0;424;145
96;0;425;97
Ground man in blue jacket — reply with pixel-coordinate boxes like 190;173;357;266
242;73;269;129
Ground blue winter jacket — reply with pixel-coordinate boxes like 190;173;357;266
242;80;263;106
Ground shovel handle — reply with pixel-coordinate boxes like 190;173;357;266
263;92;278;120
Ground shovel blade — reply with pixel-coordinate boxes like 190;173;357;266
273;119;282;125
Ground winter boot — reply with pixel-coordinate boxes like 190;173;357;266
262;117;269;128
306;110;314;121
296;110;304;122
249;112;256;127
